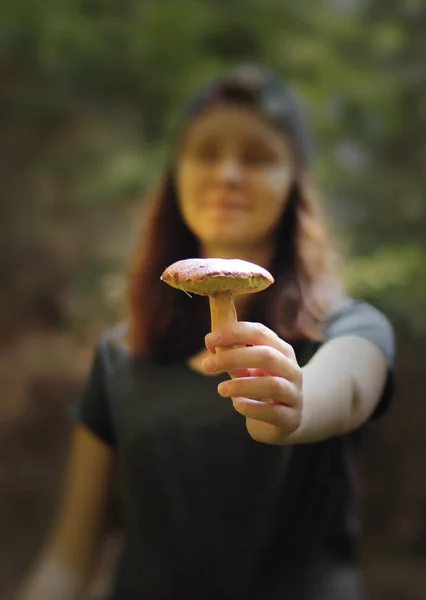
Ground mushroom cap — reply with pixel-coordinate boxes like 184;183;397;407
161;258;274;296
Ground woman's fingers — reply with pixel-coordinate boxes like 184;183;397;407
226;367;265;379
231;396;302;432
203;322;303;434
205;321;295;360
202;345;301;383
217;376;299;407
225;367;252;379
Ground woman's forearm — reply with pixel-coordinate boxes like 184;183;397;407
246;361;359;445
246;336;388;445
284;361;354;443
17;555;86;600
18;426;116;600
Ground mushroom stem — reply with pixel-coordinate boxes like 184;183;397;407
208;291;239;355
208;293;243;400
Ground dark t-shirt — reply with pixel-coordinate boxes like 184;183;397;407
74;299;395;600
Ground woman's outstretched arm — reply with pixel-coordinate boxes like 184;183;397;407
204;322;390;445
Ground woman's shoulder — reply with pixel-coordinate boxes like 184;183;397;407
95;321;136;370
324;297;392;329
99;321;128;347
322;297;395;365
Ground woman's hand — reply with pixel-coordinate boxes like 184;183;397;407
203;322;303;444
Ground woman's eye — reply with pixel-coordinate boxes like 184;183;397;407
193;142;220;163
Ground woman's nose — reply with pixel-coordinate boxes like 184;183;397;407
216;157;243;183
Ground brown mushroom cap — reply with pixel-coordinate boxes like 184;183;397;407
161;258;274;296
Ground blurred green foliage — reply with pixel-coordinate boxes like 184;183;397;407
1;0;425;337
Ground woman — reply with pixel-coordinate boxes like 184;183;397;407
19;65;395;600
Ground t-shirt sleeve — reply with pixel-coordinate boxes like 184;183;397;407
323;300;396;419
70;341;116;447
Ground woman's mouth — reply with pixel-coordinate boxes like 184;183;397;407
206;198;246;211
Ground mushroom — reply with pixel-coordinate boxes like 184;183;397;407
160;258;274;354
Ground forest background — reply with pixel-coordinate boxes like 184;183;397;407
1;1;425;598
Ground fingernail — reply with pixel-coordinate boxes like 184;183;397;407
232;397;244;411
202;356;217;372
218;381;228;395
205;332;220;345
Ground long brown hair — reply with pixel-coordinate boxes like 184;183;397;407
125;165;343;363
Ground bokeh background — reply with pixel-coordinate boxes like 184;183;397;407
1;1;425;599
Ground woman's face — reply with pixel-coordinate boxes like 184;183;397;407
175;104;296;253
